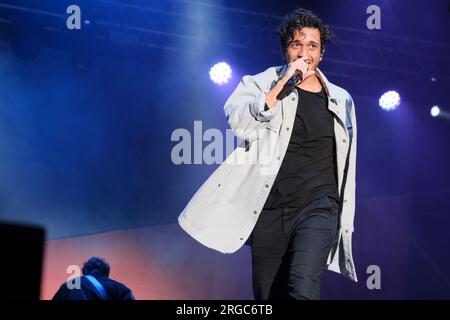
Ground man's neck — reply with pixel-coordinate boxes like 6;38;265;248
297;74;323;93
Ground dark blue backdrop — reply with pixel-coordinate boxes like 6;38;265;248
0;0;449;298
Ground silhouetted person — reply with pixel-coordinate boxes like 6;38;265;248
52;256;135;300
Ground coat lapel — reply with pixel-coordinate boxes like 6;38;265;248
316;69;348;130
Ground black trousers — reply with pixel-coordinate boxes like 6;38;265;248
250;194;340;300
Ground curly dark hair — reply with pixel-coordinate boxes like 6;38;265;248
277;8;334;59
82;256;110;277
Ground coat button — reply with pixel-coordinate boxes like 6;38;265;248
345;229;349;233
344;199;348;203
291;97;295;101
277;156;280;160
342;139;347;143
286;127;290;131
240;237;244;241
265;184;269;188
253;211;258;215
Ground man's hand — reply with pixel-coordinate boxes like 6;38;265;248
283;57;316;85
264;57;316;109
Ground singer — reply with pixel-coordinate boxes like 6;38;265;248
179;8;358;300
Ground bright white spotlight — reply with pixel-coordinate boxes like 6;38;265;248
379;91;401;111
209;62;232;85
430;105;440;117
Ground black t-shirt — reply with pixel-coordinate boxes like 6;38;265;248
263;86;339;210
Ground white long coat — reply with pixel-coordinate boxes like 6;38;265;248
179;66;358;281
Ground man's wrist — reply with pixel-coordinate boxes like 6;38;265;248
278;76;289;86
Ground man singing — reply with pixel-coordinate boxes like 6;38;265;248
179;8;358;300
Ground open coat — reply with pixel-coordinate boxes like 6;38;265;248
179;66;358;281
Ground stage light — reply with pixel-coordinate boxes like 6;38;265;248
430;105;440;117
209;62;232;85
379;91;400;111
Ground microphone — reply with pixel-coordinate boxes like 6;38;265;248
287;70;303;87
276;69;303;100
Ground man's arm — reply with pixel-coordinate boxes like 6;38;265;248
264;76;289;108
265;57;314;108
223;72;282;142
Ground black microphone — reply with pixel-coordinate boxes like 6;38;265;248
287;70;303;87
276;69;303;100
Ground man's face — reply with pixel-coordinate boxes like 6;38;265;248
284;27;322;71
